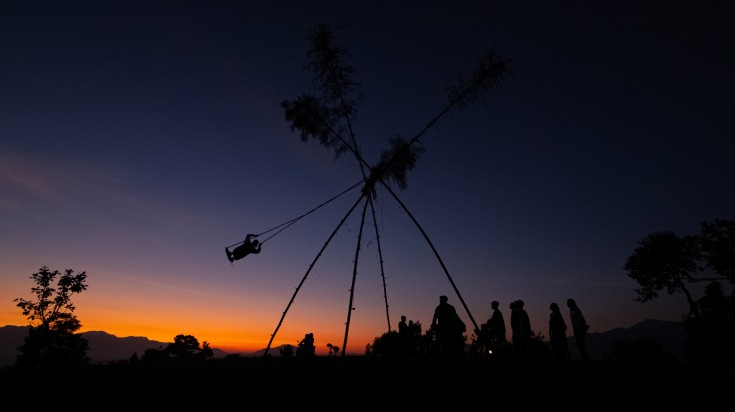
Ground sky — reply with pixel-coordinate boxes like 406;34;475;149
1;1;734;355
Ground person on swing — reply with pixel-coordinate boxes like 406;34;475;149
226;234;261;262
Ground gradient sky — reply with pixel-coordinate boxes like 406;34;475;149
2;1;734;355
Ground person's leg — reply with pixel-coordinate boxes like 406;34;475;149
578;332;590;361
574;329;589;361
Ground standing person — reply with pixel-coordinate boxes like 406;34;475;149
398;315;409;336
488;300;507;349
548;303;570;361
431;295;463;356
509;300;519;350
567;298;590;361
515;300;531;359
398;315;409;355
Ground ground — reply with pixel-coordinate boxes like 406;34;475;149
1;356;732;410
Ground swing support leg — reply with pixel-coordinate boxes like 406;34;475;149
383;183;481;334
263;193;366;357
341;198;370;356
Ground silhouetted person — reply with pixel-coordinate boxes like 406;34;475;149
549;302;570;361
509;300;518;348
226;234;261;263
408;320;424;354
432;295;464;356
297;332;315;357
398;315;409;336
397;315;410;355
513;300;531;359
567;298;590;361
488;300;507;346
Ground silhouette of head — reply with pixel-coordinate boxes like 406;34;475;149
440;295;448;303
509;301;516;310
550;302;559;312
491;300;499;310
567;298;577;309
401;315;406;321
516;299;525;308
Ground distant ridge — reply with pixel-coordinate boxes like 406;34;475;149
582;319;687;361
250;344;295;358
0;326;229;367
1;319;687;366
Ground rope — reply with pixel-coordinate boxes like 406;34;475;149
227;179;364;248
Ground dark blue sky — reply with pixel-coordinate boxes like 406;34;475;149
1;1;733;352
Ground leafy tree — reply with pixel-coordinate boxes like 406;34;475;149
624;219;735;364
624;219;735;317
141;335;213;363
166;334;213;360
685;281;735;365
141;346;167;363
368;323;451;357
279;344;294;358
624;231;702;317
326;343;340;356
14;266;90;368
700;219;735;284
367;330;402;357
527;331;551;361
167;334;200;357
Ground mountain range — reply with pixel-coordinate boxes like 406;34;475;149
0;319;687;367
579;318;686;361
0;326;229;367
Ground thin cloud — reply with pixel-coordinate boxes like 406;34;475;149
0;149;216;229
0;151;65;204
543;277;630;287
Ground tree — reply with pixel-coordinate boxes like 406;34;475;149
624;231;702;317
279;344;294;358
14;266;90;368
141;334;213;363
700;218;735;284
165;334;213;360
624;219;735;364
623;219;735;317
367;331;403;357
685;281;735;365
326;343;340;356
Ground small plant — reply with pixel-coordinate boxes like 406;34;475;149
326;343;340;356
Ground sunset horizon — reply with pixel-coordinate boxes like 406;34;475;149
2;1;732;365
